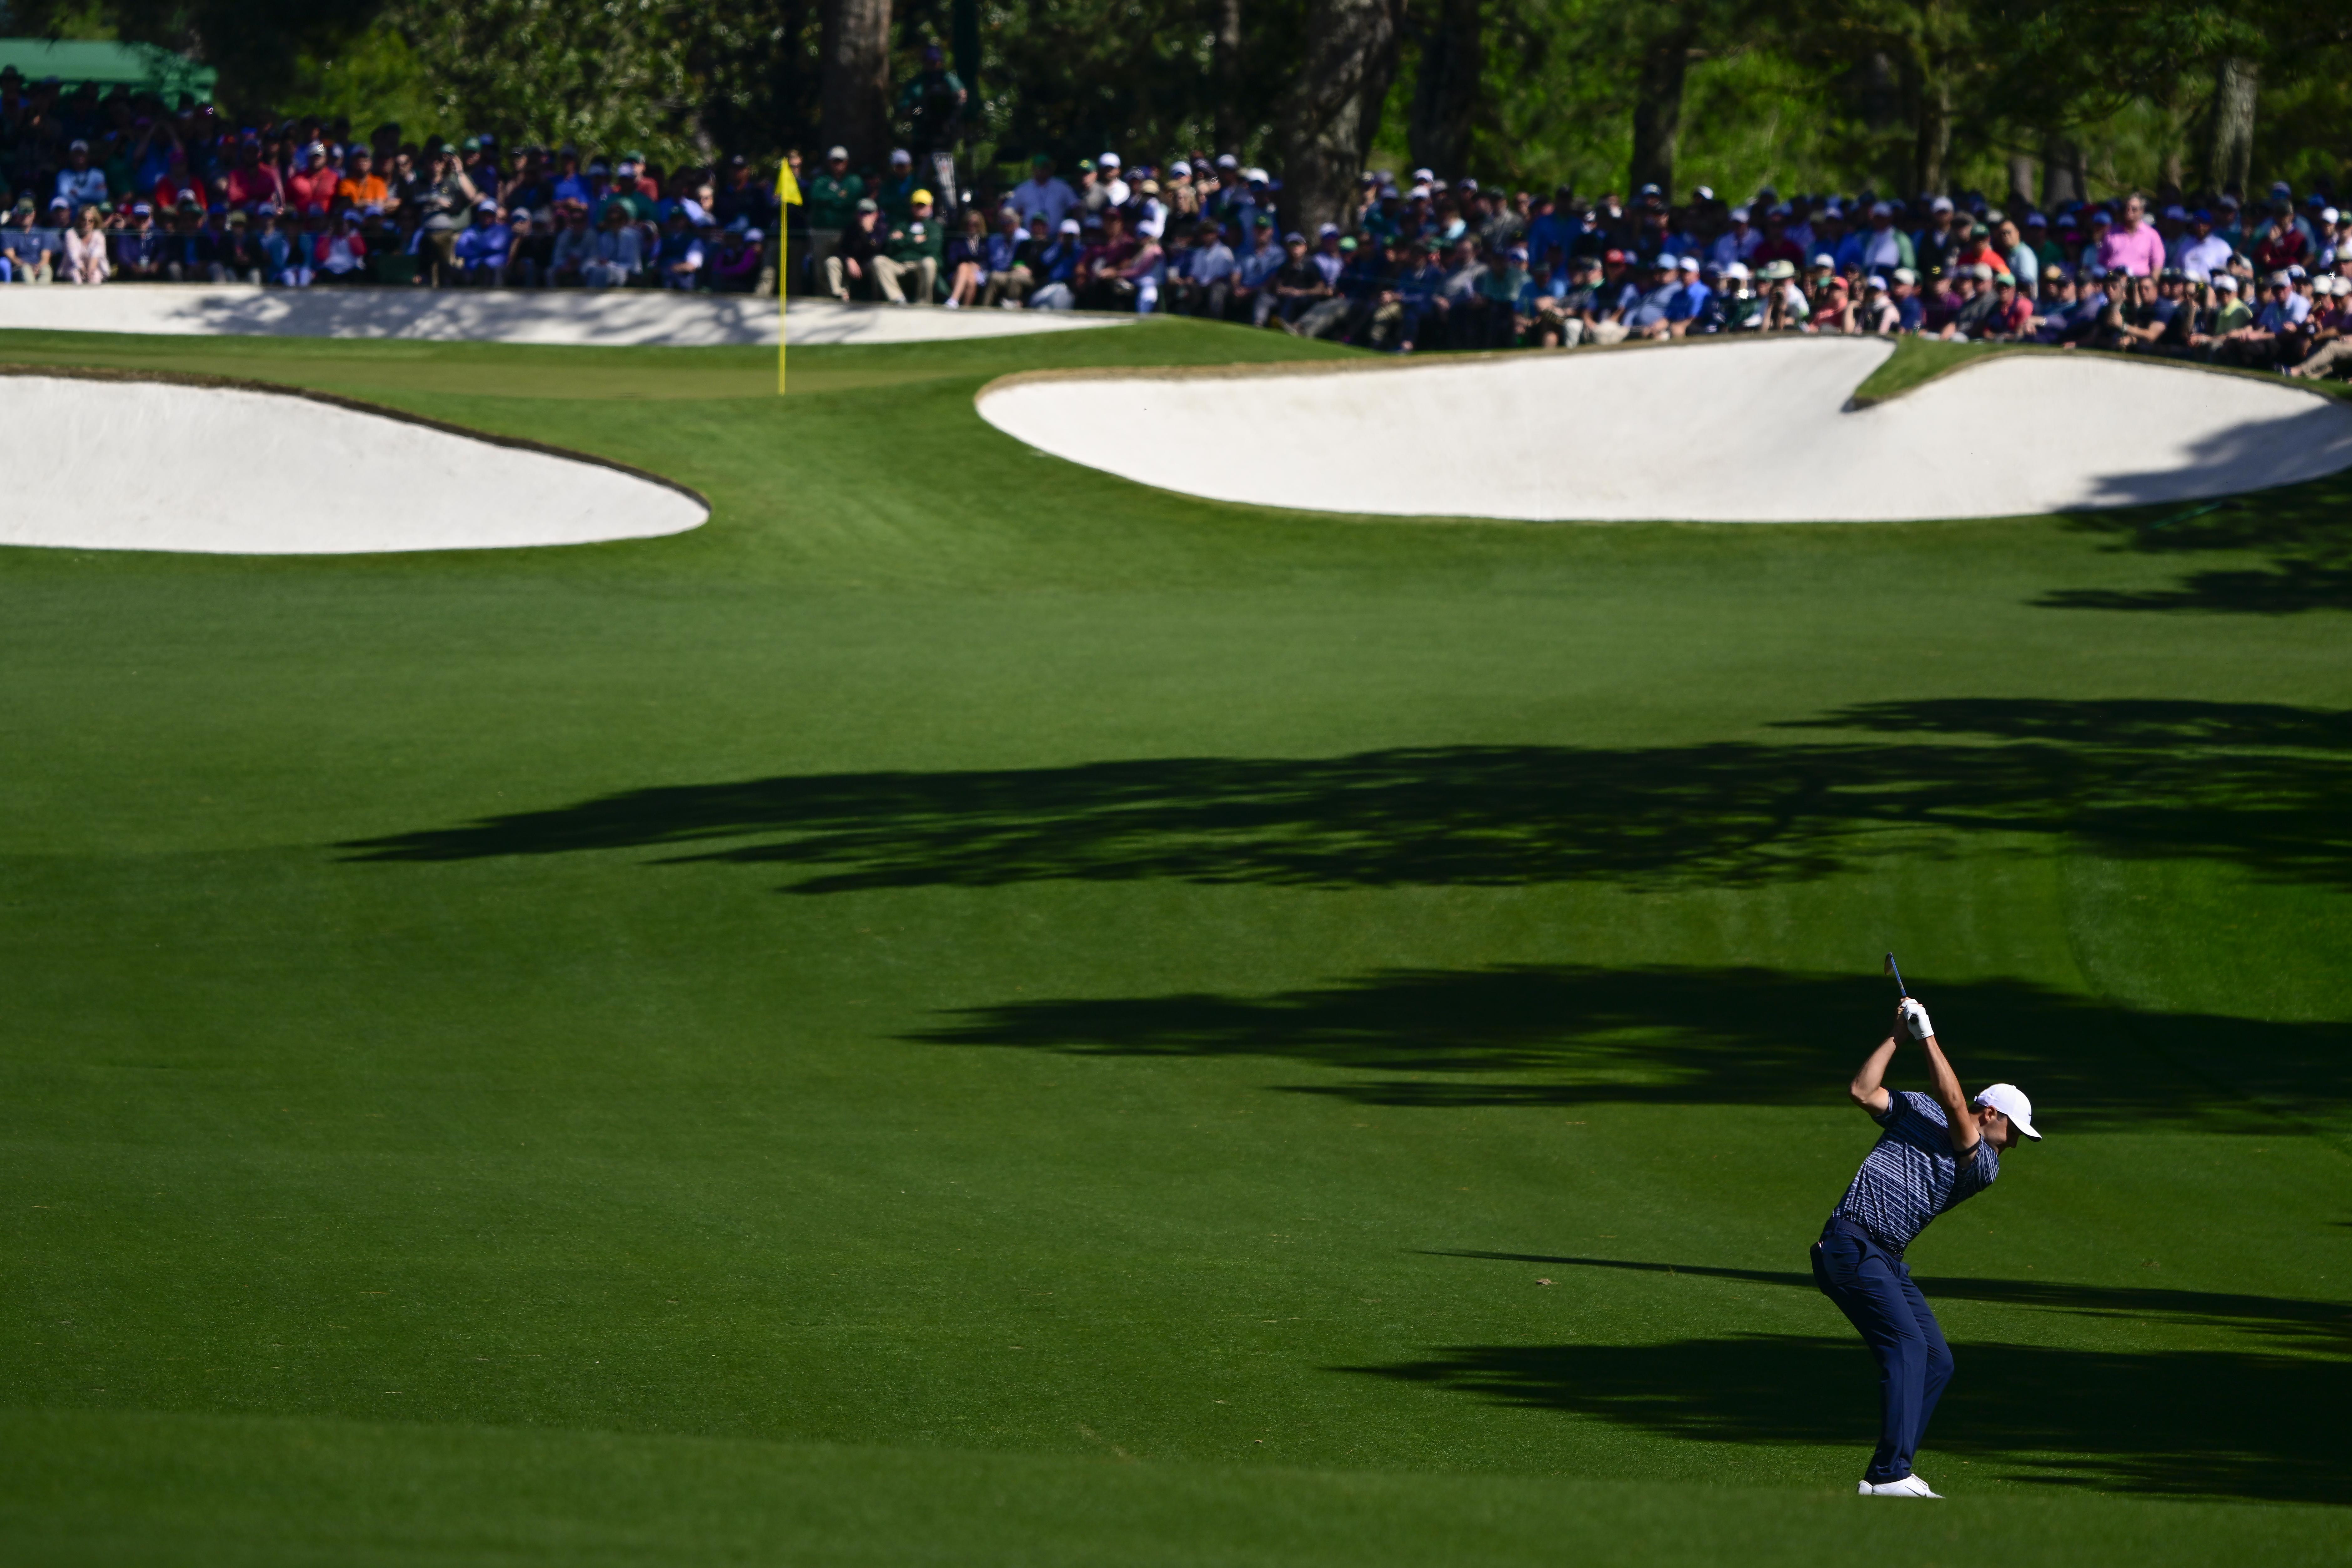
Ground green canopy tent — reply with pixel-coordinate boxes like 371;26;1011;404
0;40;214;102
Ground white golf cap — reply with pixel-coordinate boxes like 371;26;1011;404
1974;1083;2041;1140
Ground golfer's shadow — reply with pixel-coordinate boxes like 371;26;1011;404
1366;1251;2351;1505
1339;1331;2347;1504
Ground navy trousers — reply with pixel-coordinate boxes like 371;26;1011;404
1811;1216;1953;1484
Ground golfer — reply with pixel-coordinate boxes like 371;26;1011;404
1814;996;2039;1498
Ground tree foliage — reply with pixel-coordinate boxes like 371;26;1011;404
23;0;2347;198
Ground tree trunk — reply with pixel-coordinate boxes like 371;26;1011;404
2206;55;2258;199
1407;0;1481;180
1856;51;1901;132
822;0;893;168
2006;154;2036;216
1912;64;1950;196
952;0;981;101
1277;0;1399;234
2041;133;2082;208
1627;22;1694;200
1214;0;1243;153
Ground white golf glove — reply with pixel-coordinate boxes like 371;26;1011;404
1898;998;1934;1040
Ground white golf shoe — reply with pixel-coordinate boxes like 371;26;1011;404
1861;1474;1942;1498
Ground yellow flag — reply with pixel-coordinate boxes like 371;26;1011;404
776;161;802;394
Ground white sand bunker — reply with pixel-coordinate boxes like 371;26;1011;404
0;374;707;553
977;337;2352;521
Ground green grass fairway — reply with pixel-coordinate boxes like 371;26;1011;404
2;320;2346;1564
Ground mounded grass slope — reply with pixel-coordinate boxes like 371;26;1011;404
1;318;2346;1563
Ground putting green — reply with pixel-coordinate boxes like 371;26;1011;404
1;321;2345;1565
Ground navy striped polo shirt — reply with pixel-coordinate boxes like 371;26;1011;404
1832;1089;2000;1254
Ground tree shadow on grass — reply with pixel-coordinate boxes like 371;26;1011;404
911;965;2351;1133
342;698;2352;894
2040;472;2352;614
1341;1334;2350;1504
1425;1252;2352;1357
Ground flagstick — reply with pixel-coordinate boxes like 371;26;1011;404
775;159;805;396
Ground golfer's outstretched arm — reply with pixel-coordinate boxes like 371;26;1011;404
1917;1021;1980;1154
1848;1030;1897;1116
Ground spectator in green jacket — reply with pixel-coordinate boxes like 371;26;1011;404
802;146;864;295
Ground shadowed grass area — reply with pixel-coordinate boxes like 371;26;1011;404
2043;474;2352;613
910;965;2351;1134
344;698;2352;894
1346;1333;2348;1503
9;1406;2342;1567
1430;1252;2352;1355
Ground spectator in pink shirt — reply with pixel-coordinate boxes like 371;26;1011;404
2098;193;2167;278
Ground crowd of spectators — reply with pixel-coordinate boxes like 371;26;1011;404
8;62;2352;378
859;151;2352;375
0;69;780;292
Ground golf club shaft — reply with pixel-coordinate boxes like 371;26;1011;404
1885;952;1908;998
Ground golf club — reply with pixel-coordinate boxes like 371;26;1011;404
1884;952;1908;998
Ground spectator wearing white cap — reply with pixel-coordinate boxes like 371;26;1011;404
55;139;106;209
1708;205;1757;271
1097;152;1130;208
1844;201;1914;277
876;148;922;224
800;146;865;292
1665;253;1709;335
2288;276;2352;378
1163;160;1202;222
112;202;163;281
1889;266;1923;332
1855;274;1899;334
1025;217;1085;309
2318;206;2345;271
454;197;509;285
1705;260;1765;332
2189;271;2252;354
